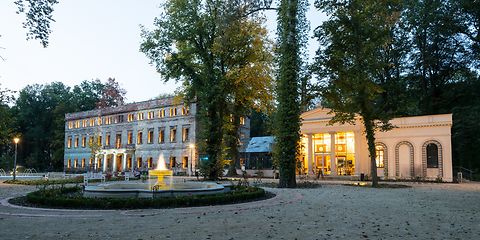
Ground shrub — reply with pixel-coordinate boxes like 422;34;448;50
23;186;267;209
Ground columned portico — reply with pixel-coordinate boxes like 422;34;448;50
122;154;127;171
307;134;313;176
102;154;107;172
329;132;336;176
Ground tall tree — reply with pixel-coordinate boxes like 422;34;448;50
96;78;127;108
403;0;471;114
141;0;273;180
274;0;308;188
314;0;403;187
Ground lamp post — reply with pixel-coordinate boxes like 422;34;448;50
13;137;20;181
189;143;195;176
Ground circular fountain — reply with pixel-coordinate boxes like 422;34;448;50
84;154;227;198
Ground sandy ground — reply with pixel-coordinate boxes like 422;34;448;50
0;180;479;240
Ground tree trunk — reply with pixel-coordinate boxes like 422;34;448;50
364;117;379;187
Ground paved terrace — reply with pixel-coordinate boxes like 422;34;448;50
0;179;479;240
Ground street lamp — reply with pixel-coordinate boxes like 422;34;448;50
189;143;195;176
13;137;20;181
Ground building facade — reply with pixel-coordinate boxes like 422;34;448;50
64;97;250;175
300;108;453;182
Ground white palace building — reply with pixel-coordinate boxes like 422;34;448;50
300;108;453;182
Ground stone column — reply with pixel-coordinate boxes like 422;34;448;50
113;153;118;173
102;154;107;172
354;131;362;176
330;132;336;176
307;134;313;176
122;153;127;172
188;149;192;177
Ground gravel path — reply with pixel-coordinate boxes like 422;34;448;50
0;181;479;240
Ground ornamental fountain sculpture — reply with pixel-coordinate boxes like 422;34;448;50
148;155;173;190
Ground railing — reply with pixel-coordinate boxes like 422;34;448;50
102;144;136;150
454;166;475;181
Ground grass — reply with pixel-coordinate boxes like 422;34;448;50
11;185;270;209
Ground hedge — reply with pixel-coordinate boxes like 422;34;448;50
23;186;267;209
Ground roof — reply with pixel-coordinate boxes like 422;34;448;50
244;136;275;153
65;97;184;120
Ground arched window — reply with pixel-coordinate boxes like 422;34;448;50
426;143;439;168
375;145;385;168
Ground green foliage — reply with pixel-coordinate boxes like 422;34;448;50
314;0;404;187
140;0;274;180
14;0;59;47
274;0;309;188
24;186;266;209
10;79;126;171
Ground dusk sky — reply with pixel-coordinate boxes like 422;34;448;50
0;0;324;102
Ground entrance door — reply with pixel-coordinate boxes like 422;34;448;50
314;155;331;175
116;155;122;172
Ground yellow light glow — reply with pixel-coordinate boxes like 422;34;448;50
13;137;20;144
189;143;195;149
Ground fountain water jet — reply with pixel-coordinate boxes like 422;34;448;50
148;153;173;190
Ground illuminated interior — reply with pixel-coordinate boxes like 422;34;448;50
307;131;356;176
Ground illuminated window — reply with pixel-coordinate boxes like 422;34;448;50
82;119;87;127
74;136;79;148
127;131;133;145
97;117;102;125
137;157;142;168
97;136;102;146
137;131;143;144
89;118;95;126
158;128;165;143
105;116;112;125
147;129;154;144
89;136;94;145
67;159;71;168
105;133;111;146
115;133;122;148
75;120;80;128
375;145;384;168
147;111;155;119
68;121;73;129
127;157;132;169
89;158;93;167
81;158;86;168
182;127;189;142
137;112;145;120
74;158;78;168
158;109;166;118
67;137;72;148
169;157;176;169
127;113;134;122
182;106;189;115
147;157;153;169
182;157;188;169
82;136;86;148
170;126;177;142
240;117;246;125
169;107;177;117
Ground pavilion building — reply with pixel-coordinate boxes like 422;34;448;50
300;108;453;182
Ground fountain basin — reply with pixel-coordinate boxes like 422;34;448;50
83;181;228;198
